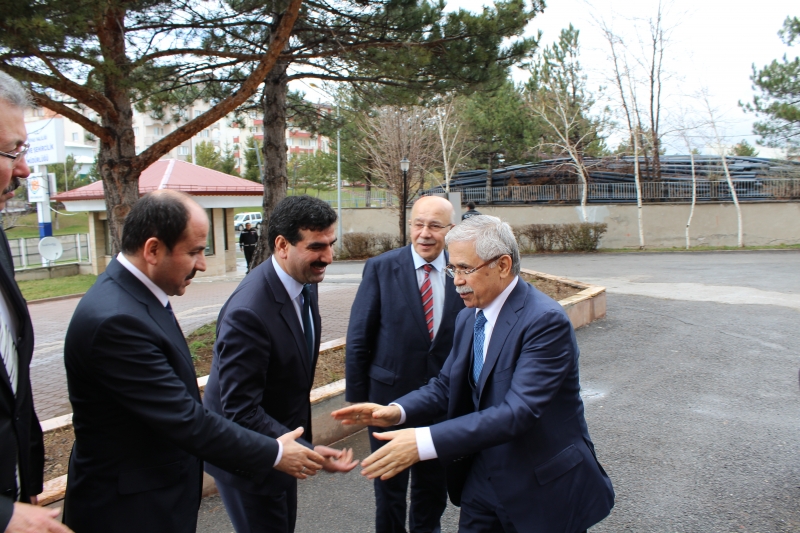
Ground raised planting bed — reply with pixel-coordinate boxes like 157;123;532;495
38;272;605;505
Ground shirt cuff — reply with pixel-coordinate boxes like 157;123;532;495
389;403;407;425
415;427;438;461
273;440;283;467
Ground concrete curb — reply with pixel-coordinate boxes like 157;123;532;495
27;293;86;305
36;275;606;506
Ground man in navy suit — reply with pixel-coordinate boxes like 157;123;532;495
335;215;614;532
346;195;464;533
204;195;356;533
64;191;325;533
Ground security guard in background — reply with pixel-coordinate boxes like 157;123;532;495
239;222;259;274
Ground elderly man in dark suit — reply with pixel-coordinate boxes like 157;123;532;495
0;72;72;533
335;215;615;533
346;195;464;533
204;195;356;533
63;190;327;533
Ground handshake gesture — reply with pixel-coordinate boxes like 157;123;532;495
274;427;358;479
331;403;422;481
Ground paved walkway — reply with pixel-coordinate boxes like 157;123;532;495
28;259;360;420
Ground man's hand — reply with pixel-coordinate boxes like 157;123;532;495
274;427;325;479
313;445;359;473
330;403;402;427
6;502;73;533
360;429;419;481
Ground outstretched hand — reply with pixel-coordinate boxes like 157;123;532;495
330;403;402;428
274;427;325;479
7;502;73;533
314;445;359;473
360;429;419;481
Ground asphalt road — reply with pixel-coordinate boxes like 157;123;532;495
198;250;800;532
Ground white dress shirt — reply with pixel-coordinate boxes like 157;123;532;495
271;255;315;343
118;254;286;467
401;276;520;461
410;247;446;339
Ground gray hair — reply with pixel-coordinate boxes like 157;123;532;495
446;215;521;275
0;72;31;109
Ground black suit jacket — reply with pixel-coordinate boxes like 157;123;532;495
345;245;465;407
63;258;280;533
0;228;42;531
203;258;322;495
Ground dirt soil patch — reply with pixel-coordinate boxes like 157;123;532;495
43;426;74;481
520;272;583;301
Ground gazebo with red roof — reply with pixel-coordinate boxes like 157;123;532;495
53;159;263;277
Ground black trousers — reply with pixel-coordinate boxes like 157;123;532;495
369;427;448;533
216;479;297;533
243;246;255;272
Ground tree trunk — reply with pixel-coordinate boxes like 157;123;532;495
365;172;372;208
485;153;493;205
251;62;289;268
632;131;645;249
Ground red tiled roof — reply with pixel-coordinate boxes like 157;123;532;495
52;159;263;201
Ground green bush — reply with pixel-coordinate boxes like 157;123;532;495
513;223;607;253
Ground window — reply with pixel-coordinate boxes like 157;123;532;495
72;132;79;141
133;127;139;136
153;126;164;136
205;209;215;256
178;146;190;155
223;210;229;251
201;130;210;138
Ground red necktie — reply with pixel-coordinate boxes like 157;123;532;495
420;264;434;340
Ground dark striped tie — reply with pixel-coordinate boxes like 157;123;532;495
420;264;434;340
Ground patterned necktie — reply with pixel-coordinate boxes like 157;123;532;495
301;284;314;362
473;310;487;383
420;264;434;340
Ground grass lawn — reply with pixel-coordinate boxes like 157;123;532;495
6;211;90;239
17;274;97;301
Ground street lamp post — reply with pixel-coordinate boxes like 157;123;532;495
400;157;410;247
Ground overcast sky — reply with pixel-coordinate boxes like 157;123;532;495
301;0;796;156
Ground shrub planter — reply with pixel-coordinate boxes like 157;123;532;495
37;273;605;505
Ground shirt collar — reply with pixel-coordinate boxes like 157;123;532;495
477;275;519;324
272;255;304;301
410;246;446;273
117;253;170;307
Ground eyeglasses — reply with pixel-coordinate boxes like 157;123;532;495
411;222;453;233
444;255;503;278
0;143;29;166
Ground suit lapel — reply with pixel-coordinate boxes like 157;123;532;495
265;261;313;381
478;278;527;392
0;227;32;404
393;246;429;341
105;260;196;380
448;312;476;417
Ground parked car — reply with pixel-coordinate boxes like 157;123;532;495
233;212;262;231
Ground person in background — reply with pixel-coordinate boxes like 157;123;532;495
0;71;72;533
461;202;481;221
239;222;259;274
346;196;464;533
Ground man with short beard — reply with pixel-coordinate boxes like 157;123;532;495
63;190;327;533
204;195;356;533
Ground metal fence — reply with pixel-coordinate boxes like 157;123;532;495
451;178;800;205
322;189;399;209
10;233;92;269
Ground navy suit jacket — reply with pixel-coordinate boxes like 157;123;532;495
63;259;279;533
0;228;42;531
397;278;614;532
346;245;465;408
203;258;321;495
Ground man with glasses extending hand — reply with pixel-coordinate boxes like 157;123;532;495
0;72;72;533
346;195;465;533
335;215;614;533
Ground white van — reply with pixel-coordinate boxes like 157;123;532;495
233;212;262;231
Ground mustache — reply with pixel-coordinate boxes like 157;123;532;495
186;270;197;281
310;261;329;269
2;177;22;196
455;285;474;294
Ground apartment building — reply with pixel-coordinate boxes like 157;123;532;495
25;102;331;177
